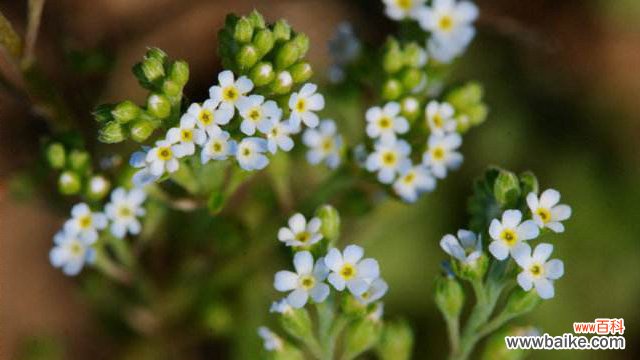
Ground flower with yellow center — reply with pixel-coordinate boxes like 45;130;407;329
325;245;380;296
288;83;325;130
63;203;107;244
354;278;389;305
237;95;279;136
200;126;237;164
50;229;96;276
488;209;540;260
236;137;269;171
184;99;234;133
425;100;457;135
145;139;180;177
208;70;254;113
278;213;323;248
166;114;206;157
512;243;564;299
274;251;330;308
422;133;463;179
365;102;409;141
526;189;572;233
366;137;411;184
382;0;425;20
440;229;482;264
303;119;343;169
105;187;146;239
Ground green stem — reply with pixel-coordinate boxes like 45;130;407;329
107;234;134;268
445;315;461;359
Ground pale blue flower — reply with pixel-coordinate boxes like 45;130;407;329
236;137;269;171
274;251;330;308
201;126;237;164
63;203;107;244
302;120;343;169
49;229;96;276
324;245;380;296
105;187;146;239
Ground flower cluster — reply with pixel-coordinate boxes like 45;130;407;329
383;0;479;63
130;70;327;186
49;187;147;275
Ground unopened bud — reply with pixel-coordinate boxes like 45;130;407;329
234;17;254;43
98;121;126;143
162;79;182;98
253;29;275;56
45;143;66;169
494;170;521;208
466;103;488;125
275;42;300;70
434;276;464;319
271;71;293;95
403;43;428;68
249;62;275;87
316;205;340;243
112;100;140;124
453;253;489;281
93;104;114;123
141;57;165;82
129;117;157;142
519;171;539;197
447;82;483;109
273;19;292;42
236;44;260;70
400;68;424;92
86;175;110;201
147;94;171;119
383;40;403;74
382;79;403;100
376;320;413;360
58;171;81;195
279;307;314;342
290;33;309;59
504;289;541;317
289;62;313;84
247;10;266;29
343;318;383;360
400;97;421;123
68;150;90;173
169;60;189;86
145;47;167;62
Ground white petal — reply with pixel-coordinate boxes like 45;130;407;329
545;259;564;280
357;258;380;280
534;278;555;299
526;192;539;211
324;248;343;271
328;273;346;291
488;241;509;260
286;288;309;308
488;219;502;240
278;228;295;241
517;220;540;240
457;230;477;249
71;203;90;217
110;222;127;238
288;213;306;233
309;283;330;303
274;271;298;291
546;222;565;233
343;245;364;264
502;209;522;228
293;251;314;275
551;205;572;222
347;278;369;296
540;189;560;208
236;76;254;93
517;272;534;291
440;234;465;260
532;243;553;263
218;70;234;86
511;243;532;268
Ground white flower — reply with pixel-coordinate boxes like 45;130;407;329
104;187;146;239
166;114;207;157
274;251;330;308
257;326;283;352
63;203;107;243
209;70;254;113
488;210;540;260
270;299;293;315
382;0;426;20
236;137;269;171
422;133;463;179
288;83;325;130
146;139;180;177
50;230;96;276
277;213;323;248
393;165;436;202
425;100;457;135
366;137;411;184
266;119;294;154
428;37;469;63
354;278;389;305
324;245;380;296
416;0;478;61
130;148;158;187
512;243;564;299
526;189;572;233
302;120;343;169
200;126;237;164
440;229;482;264
237;95;279;135
365;102;409;141
184;99;233;133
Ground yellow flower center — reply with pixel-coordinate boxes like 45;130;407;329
536;208;551;224
78;215;92;229
395;0;413;10
360;291;371;300
248;107;262;122
529;263;544;277
340;263;357;280
295;231;311;243
299;275;316;290
158;146;172;160
241;147;252;157
69;241;83;256
431;146;445;160
433;113;443;128
500;229;518;246
382;151;397;166
211;141;223;153
438;15;454;32
295;99;307;112
180;129;193;142
378;116;392;129
199;110;213;125
222;86;238;102
321;138;334;152
403;172;416;184
118;206;132;218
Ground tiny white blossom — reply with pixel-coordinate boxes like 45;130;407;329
512;243;564;299
274;251;330;308
382;0;426;20
105;187;146;239
526;189;572;233
365;102;409;141
166;114;207;157
63;203;107;243
422;133;463;179
266;119;294;154
257;326;283;352
237;95;279;136
393;165;436;202
425;100;457;135
270;299;293;315
50;229;96;276
354;278;389;305
302;120;343;169
184;99;233;133
209;70;254;113
288;83;325;130
366;137;412;184
440;229;482;264
130;148;158;187
236;137;269;171
146;139;180;177
200;126;237;164
488;210;540;260
324;245;380;296
277;213;323;247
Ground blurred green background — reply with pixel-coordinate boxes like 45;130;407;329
1;0;639;359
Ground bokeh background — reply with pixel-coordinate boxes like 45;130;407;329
1;0;639;359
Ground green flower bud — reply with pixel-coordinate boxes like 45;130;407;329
145;47;168;62
290;33;309;59
86;175;110;201
403;43;427;68
383;40;403;74
275;42;300;70
58;171;81;195
447;82;483;109
289;62;313;84
111;100;140;124
45;143;66;169
316;205;340;243
249;62;275;87
376;320;414;360
169;60;189;86
162;79;182;98
270;71;293;95
400;68;424;92
434;276;464;319
466;103;488;125
93;103;114;123
129;117;157;142
519;171;539;197
494;170;521;208
98;121;126;143
253;29;275;56
141;57;165;83
247;10;266;30
68;150;91;173
453;253;489;281
273;19;292;42
481;326;539;360
343;318;383;360
382;79;403;100
400;97;421;123
234;17;254;44
341;293;369;318
504;289;541;317
236;44;260;70
203;303;233;335
279;307;314;342
147;94;171;119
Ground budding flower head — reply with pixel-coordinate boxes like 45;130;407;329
377;320;414;360
147;94;171;119
99;121;126;143
58;171;81;195
315;205;340;243
86;175;110;201
434;275;464;319
494;170;522;208
45;143;66;169
112;100;140;124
